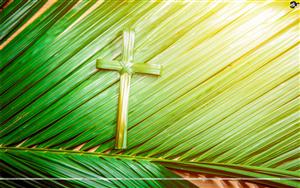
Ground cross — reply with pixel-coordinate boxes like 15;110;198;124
96;29;162;149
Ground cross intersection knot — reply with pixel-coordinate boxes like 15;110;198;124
96;29;162;149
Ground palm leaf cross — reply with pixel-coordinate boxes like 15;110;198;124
96;29;162;149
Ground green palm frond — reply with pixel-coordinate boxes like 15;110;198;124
0;0;47;42
1;148;195;188
1;0;299;187
1;147;299;187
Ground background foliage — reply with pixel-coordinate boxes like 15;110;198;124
1;0;299;187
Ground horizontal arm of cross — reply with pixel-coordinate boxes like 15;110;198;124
96;59;162;76
96;59;122;71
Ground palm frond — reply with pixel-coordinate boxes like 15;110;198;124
2;147;299;187
1;148;195;188
0;0;299;187
0;0;47;43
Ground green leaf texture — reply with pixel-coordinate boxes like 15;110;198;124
1;148;196;188
0;0;47;43
0;0;299;187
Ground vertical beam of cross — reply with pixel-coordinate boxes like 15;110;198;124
96;29;162;149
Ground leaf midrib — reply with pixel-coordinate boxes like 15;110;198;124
1;146;298;177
